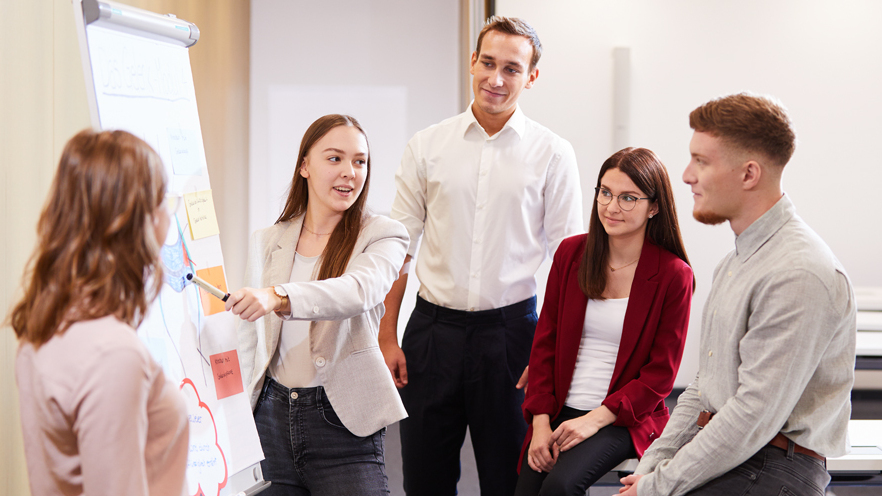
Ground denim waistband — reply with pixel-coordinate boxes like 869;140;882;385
263;376;323;406
414;295;536;325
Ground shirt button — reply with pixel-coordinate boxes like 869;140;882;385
698;390;702;397
315;357;326;367
728;271;733;277
290;391;298;400
481;170;488;176
313;305;319;314
708;350;713;357
714;309;717;316
469;307;475;311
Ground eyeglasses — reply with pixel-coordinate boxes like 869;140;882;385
595;187;652;211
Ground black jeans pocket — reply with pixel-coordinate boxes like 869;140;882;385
318;392;348;430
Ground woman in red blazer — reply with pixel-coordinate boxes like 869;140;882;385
515;148;694;495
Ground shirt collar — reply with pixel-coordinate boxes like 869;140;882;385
462;101;526;140
734;193;796;260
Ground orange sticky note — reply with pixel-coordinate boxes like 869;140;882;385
209;350;244;400
196;266;228;316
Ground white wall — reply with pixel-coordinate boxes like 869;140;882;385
250;0;462;337
250;0;462;228
496;0;882;386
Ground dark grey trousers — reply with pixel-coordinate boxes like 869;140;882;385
687;441;829;496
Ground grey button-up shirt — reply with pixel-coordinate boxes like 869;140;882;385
636;194;856;496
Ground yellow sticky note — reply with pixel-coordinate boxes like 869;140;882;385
183;190;220;240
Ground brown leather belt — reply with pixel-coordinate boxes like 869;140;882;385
695;411;825;462
697;410;714;428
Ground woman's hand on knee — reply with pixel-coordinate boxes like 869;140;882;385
527;417;558;473
551;405;617;452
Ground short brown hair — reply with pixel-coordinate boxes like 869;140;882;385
475;16;542;71
10;129;167;346
690;92;796;167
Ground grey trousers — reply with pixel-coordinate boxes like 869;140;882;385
687;441;829;496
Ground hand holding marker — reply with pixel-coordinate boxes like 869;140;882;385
186;272;230;302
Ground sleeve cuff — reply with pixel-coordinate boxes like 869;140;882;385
523;393;558;420
602;393;636;426
636;473;654;496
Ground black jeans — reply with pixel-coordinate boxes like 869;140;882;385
514;406;636;496
686;441;829;496
399;296;537;496
254;377;389;496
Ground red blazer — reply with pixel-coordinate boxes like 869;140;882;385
521;234;693;462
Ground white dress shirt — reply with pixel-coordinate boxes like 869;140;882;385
391;104;583;311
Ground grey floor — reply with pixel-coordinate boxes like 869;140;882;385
383;391;882;496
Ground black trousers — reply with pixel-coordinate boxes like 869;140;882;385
399;296;537;496
514;406;636;496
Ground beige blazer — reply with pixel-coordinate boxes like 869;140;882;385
237;213;409;436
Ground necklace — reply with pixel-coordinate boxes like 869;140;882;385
609;258;639;272
302;224;332;236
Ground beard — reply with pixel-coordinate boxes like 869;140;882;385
693;209;727;226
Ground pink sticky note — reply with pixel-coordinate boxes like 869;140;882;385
209;350;244;400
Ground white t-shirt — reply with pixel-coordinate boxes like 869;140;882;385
269;251;321;388
564;297;628;411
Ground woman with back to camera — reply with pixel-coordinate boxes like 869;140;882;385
10;129;188;496
515;147;694;496
227;114;408;495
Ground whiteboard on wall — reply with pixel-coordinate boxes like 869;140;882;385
72;1;267;495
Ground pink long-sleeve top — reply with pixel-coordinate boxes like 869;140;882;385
16;315;189;496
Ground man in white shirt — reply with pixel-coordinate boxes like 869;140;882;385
379;16;584;496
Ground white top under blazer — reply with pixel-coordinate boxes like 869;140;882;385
565;297;628;411
269;252;321;388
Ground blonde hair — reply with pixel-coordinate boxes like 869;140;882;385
9;129;167;346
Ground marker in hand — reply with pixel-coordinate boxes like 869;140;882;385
186;272;230;302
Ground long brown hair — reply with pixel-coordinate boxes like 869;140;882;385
276;114;371;281
578;147;692;298
9;129;167;346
